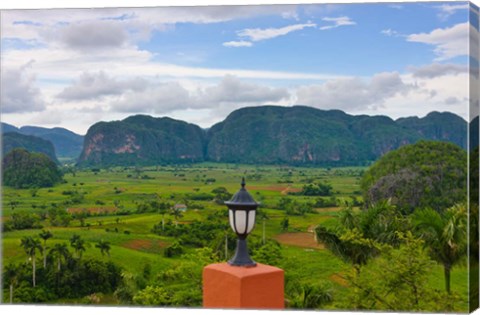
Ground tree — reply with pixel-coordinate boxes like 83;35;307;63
2;148;63;188
361;141;467;214
95;240;111;257
280;217;289;231
70;234;87;259
151;201;171;231
49;243;70;271
316;225;378;275
170;207;183;227
3;263;20;303
342;232;459;312
39;230;53;268
257;209;269;245
412;203;467;293
286;282;333;309
20;236;42;287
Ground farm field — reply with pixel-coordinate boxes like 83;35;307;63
1;163;469;310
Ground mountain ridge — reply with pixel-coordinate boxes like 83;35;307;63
78;105;468;167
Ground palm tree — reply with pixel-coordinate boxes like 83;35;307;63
3;263;19;303
20;236;42;287
170;207;183;227
95;240;111;257
39;230;53;268
413;204;467;294
49;243;70;271
316;225;377;275
257;209;269;245
70;234;86;259
151;201;170;231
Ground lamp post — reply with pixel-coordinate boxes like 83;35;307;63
225;177;259;267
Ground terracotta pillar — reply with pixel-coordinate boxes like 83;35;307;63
203;262;284;309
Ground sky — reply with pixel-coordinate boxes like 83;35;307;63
0;1;477;135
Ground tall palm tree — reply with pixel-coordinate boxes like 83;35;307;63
20;236;42;287
3;263;19;303
39;230;53;268
95;240;111;257
257;209;269;245
413;204;467;294
49;243;70;271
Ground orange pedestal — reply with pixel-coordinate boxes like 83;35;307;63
203;262;284;309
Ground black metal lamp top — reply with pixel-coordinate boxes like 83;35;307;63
224;178;259;210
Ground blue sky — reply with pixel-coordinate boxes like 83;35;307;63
0;2;476;134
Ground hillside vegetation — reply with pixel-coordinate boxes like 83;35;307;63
2;132;59;163
2;148;63;188
78;106;467;167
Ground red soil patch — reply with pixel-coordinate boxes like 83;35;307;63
329;273;349;287
122;239;169;252
275;232;325;249
67;207;118;215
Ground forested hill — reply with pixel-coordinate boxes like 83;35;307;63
0;123;84;159
2;132;59;164
78;105;467;167
206;106;466;165
78;115;206;166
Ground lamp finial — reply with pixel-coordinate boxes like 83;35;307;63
241;177;246;188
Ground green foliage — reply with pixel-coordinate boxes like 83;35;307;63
3;211;43;231
296;182;333;196
2;132;58;163
207;106;466;166
251;240;283;266
78;115;206;166
286;281;333;309
2;148;63;189
163;241;184;258
412;203;467;293
361;140;467;213
134;248;219;307
340;232;462;312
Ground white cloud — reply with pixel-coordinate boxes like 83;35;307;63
112;81;192;114
1;6;299;45
1;63;46;113
409;63;468;78
406;22;469;61
222;40;253;47
57;71;147;101
435;3;469;21
237;23;316;42
296;72;413;111
110;75;289;114
319;16;356;30
381;29;403;37
54;20;129;51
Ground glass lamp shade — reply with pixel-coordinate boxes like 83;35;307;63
229;209;256;236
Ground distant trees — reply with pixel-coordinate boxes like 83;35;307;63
2;148;63;188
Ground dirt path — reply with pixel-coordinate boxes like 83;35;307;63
274;232;325;249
